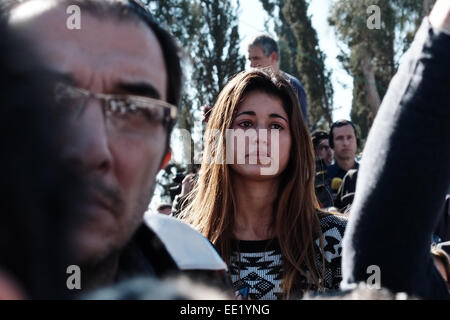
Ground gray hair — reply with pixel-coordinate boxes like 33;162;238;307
248;34;278;57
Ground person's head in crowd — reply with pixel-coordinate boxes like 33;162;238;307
0;18;84;299
247;34;280;72
156;203;172;216
431;248;450;288
181;69;331;298
329;119;359;170
247;34;309;126
5;0;181;289
312;130;333;166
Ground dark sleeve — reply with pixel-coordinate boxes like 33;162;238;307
341;19;450;299
287;75;309;126
295;81;309;126
334;169;358;213
317;213;347;290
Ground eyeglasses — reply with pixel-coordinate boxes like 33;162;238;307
318;145;331;152
53;82;177;137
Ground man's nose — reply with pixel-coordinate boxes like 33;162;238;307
61;99;113;173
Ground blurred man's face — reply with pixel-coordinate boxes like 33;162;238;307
10;1;170;264
247;45;276;69
332;125;357;162
315;139;334;166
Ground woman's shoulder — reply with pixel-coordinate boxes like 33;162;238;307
316;210;348;240
313;210;347;289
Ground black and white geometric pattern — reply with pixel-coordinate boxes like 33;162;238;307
230;241;284;300
229;212;347;300
314;213;347;290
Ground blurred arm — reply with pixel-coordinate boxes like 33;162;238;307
341;2;450;299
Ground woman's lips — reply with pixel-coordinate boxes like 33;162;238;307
245;153;271;164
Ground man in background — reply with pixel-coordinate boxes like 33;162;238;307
312;130;334;166
247;34;309;125
327;120;360;198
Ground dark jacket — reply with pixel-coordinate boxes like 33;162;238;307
334;169;358;213
341;19;450;299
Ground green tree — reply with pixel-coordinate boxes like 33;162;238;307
283;0;334;130
329;0;395;141
260;0;334;130
147;0;201;170
191;0;246;108
329;0;435;142
145;0;245;205
149;0;245;139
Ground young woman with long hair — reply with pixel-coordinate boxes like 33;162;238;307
180;70;346;300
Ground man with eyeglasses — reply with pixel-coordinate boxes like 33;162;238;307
312;130;334;166
311;130;334;208
5;0;229;294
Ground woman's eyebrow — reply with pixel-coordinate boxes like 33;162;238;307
235;110;256;117
235;111;288;123
269;113;288;123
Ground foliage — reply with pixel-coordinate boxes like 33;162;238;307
260;0;334;131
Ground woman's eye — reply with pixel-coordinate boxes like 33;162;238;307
238;121;252;128
270;123;283;130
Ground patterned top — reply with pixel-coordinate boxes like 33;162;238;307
229;212;347;300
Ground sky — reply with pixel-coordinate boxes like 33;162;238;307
237;0;353;121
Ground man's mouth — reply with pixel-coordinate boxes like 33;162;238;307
83;183;122;219
83;192;115;220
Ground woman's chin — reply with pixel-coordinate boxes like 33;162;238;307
230;163;281;180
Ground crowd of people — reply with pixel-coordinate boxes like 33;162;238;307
0;0;449;301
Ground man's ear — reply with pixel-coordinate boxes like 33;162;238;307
270;52;279;63
160;151;172;170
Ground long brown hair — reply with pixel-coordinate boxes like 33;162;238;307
180;70;325;298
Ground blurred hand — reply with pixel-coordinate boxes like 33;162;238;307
180;173;196;196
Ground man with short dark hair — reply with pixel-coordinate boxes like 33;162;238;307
247;34;309;124
327;120;359;197
6;0;227;293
